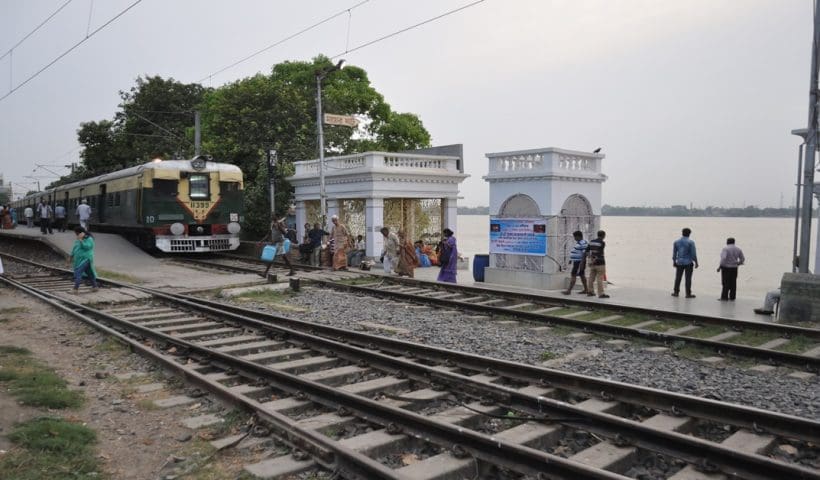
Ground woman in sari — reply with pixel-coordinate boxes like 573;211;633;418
330;215;351;271
436;228;458;283
396;230;418;277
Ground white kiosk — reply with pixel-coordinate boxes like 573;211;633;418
287;149;469;259
482;147;607;289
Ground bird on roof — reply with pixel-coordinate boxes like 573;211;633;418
593;147;602;153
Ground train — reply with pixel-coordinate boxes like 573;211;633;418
10;156;244;252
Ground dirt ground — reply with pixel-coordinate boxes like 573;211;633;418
0;286;256;479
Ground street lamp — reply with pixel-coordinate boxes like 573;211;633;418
315;59;344;228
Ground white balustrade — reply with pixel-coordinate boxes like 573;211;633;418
486;148;602;176
293;152;459;177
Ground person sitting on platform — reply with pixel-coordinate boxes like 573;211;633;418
754;289;781;317
415;240;432;267
347;235;366;266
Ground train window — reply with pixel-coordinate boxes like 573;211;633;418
189;174;209;199
219;181;239;194
114;192;121;207
153;179;178;197
107;193;114;207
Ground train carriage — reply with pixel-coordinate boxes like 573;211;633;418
11;156;244;252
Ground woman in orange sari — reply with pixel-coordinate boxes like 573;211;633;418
330;215;351;271
396;230;418;277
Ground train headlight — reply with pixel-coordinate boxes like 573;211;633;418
196;225;205;234
229;213;239;222
227;222;241;234
170;222;185;236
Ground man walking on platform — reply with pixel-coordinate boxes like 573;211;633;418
54;203;67;232
24;205;33;227
563;230;589;295
672;227;698;298
717;237;745;301
586;230;609;298
76;199;91;231
37;200;53;234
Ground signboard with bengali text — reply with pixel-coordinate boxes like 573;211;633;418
323;113;359;127
489;217;547;256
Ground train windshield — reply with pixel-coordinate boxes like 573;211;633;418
189;174;209;199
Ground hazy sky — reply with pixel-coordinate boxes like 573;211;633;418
0;0;813;207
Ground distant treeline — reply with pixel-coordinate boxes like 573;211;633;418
458;205;806;217
602;205;803;217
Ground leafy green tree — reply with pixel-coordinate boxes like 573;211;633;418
201;56;432;237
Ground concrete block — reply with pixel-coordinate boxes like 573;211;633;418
296;413;354;431
495;422;562;449
263;355;338;374
642;414;695;433
505;302;534;310
197;334;265;347
787;371;816;380
699;356;724;364
780;272;820;323
706;331;741;342
756;338;790;350
668;465;727;480
175;327;237;340
593;315;623;324
259;397;312;415
561;310;595;319
605;339;630;346
154;321;221;333
721;429;776;454
341;376;409;396
575;398;623;415
532;306;564;314
153;395;198;409
566;332;591;339
216;339;287;354
666;325;700;335
242;347;310;363
570;441;636;473
357;322;411;335
182;413;223;429
631;320;660;329
114;372;147;381
394;452;476;480
529;326;552;332
643;346;670;353
748;364;777;373
210;433;245;450
301;365;368;386
243;455;316;479
339;429;410;457
802;345;820;358
135;382;165;393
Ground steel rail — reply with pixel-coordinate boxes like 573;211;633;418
4;254;820;478
0;275;406;480
312;279;820;371
0;274;633;480
120;284;820;480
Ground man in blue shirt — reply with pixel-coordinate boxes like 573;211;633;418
672;227;698;298
563;230;589;295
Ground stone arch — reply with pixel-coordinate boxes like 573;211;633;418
557;194;595;266
493;193;544;272
498;193;540;217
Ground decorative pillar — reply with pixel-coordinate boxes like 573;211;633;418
365;197;384;258
443;197;458;232
295;201;307;240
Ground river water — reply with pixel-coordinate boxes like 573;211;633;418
455;215;816;300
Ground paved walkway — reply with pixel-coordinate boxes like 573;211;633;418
0;227;258;290
365;262;768;323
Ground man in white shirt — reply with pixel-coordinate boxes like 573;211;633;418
76;199;92;230
24;206;33;228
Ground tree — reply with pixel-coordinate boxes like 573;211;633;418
201;56;432;237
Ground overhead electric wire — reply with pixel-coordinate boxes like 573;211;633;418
197;0;370;83
0;0;143;103
0;0;75;60
330;0;486;59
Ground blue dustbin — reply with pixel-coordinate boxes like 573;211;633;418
473;254;490;282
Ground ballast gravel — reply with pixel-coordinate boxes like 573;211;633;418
270;287;820;421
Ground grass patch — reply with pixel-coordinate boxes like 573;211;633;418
540;351;557;361
643;318;690;332
606;313;652;327
97;269;142;284
726;330;779;346
775;335;819;354
684;325;728;339
0;417;103;480
0;345;83;409
135;398;160;411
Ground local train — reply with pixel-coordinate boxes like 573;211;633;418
10;156;244;252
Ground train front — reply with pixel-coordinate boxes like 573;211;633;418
144;157;244;252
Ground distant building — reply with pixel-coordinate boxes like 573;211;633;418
0;174;11;202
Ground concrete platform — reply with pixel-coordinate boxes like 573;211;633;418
0;227;261;290
362;263;768;323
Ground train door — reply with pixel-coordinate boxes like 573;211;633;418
63;192;69;223
98;184;106;223
136;175;143;223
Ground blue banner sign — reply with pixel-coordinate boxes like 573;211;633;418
489;218;547;256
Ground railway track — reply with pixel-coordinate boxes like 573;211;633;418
2;253;819;479
170;254;820;372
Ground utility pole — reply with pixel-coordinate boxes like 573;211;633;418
315;59;344;228
194;111;201;156
799;0;820;273
267;149;277;217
